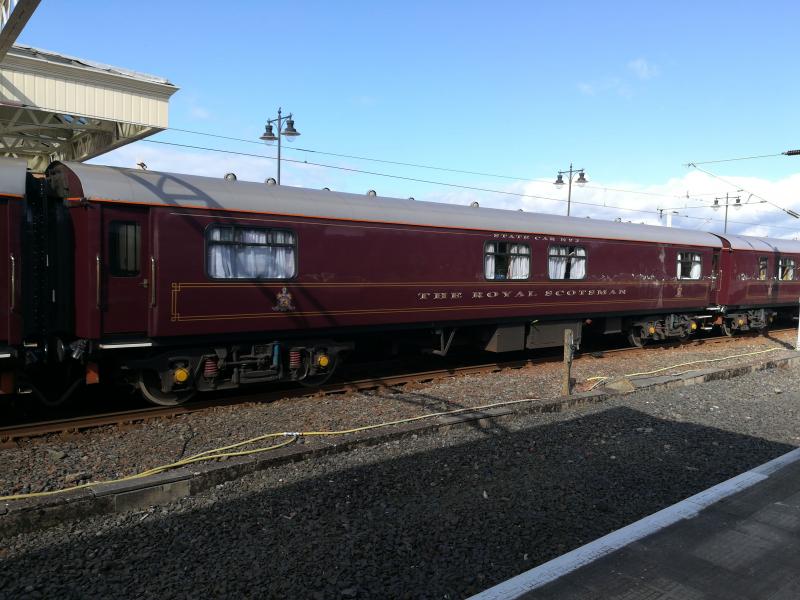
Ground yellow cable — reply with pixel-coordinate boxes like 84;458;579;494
586;347;781;384
0;345;787;503
0;400;538;502
0;437;299;502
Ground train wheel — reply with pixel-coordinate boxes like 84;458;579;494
138;370;196;406
627;329;645;348
720;321;734;337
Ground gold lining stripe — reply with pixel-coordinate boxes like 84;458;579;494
172;280;712;289
171;296;709;322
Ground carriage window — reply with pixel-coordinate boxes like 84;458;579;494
484;242;530;280
207;226;296;279
548;245;587;280
109;221;140;277
777;258;795;281
677;252;702;280
758;257;769;280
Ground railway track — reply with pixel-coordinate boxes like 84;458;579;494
0;328;793;445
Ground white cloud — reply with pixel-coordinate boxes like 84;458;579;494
353;95;376;107
579;59;659;97
189;106;211;119
419;171;800;240
89;141;333;189
576;77;631;98
628;57;659;80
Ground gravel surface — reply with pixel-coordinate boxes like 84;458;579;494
0;330;796;498
2;348;800;598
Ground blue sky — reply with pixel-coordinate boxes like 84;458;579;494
17;1;800;236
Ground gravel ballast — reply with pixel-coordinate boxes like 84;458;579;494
0;331;795;499
2;353;800;598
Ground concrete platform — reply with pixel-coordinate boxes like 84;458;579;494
472;447;800;600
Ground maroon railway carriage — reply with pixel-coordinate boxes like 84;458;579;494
0;159;26;394
41;161;732;404
713;233;800;333
1;158;799;406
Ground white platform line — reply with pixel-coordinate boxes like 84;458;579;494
469;447;800;600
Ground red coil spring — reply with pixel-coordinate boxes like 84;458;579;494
203;358;218;378
289;350;302;369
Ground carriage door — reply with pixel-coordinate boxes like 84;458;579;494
102;206;150;334
710;250;720;304
710;248;730;306
0;200;11;345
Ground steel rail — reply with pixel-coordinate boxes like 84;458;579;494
0;328;792;444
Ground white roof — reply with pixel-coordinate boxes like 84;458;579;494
0;46;178;171
11;44;174;86
720;233;800;254
51;162;728;247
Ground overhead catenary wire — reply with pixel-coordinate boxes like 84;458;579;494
687;163;800;220
168;125;718;202
687;153;784;166
1;115;796;230
0;115;746;204
143;139;800;232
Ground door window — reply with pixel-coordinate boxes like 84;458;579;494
109;221;141;277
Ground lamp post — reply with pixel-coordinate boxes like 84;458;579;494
259;107;300;184
554;163;588;217
658;194;767;231
712;193;741;234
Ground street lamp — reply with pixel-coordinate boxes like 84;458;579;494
554;163;588;217
658;192;767;232
259;107;300;185
712;193;742;234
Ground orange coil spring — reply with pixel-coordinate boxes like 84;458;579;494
289;350;302;369
203;358;218;378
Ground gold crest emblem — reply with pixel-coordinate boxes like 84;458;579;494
273;287;295;312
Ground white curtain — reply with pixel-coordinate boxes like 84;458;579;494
208;227;295;279
208;228;234;278
677;253;700;280
235;230;268;279
569;247;586;279
270;231;296;279
508;244;530;279
484;243;496;279
781;260;795;280
689;254;702;279
548;246;568;279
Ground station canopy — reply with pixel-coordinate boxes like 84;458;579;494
0;44;178;171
